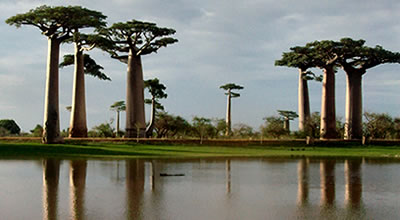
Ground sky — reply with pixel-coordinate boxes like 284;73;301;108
1;0;400;133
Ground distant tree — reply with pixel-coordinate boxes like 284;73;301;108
6;5;107;143
0;119;21;135
220;83;244;136
30;124;44;137
101;20;178;138
213;118;227;138
394;118;400;139
363;112;395;139
261;116;287;139
232;123;254;139
154;112;190;138
144;78;167;137
277;110;298;133
110;101;126;137
275;46;322;132
192;117;216;143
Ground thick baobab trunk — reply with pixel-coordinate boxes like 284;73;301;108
283;119;290;132
42;38;62;144
344;72;363;140
69;45;88;137
320;66;337;139
225;92;232;136
146;98;156;137
125;53;146;138
116;111;120;137
298;69;311;131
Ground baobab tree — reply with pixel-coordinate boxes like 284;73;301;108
220;83;244;136
277;110;298;133
101;20;177;138
336;38;400;139
6;5;107;143
110;101;126;137
144;78;167;137
306;40;340;139
275;46;322;133
60;50;111;137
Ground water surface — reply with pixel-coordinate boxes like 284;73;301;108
1;157;399;219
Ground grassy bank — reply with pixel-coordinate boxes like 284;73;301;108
1;141;400;159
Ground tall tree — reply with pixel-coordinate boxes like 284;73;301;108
60;40;111;138
336;38;400;139
275;46;321;133
101;20;177;138
306;40;340;139
110;101;126;137
277;110;298;133
220;83;244;136
6;5;107;143
144;78;167;137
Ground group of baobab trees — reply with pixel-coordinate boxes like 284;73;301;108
276;38;400;140
7;6;400;144
6;5;177;143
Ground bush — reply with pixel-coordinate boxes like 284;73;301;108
88;122;115;137
0;119;21;135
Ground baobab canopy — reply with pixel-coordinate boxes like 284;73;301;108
100;20;178;62
6;5;107;37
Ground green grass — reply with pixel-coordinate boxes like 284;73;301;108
1;141;400;159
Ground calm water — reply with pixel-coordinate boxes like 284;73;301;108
0;157;400;219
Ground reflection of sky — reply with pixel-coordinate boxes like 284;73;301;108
1;158;400;219
1;0;400;132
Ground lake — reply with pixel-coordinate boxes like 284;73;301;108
0;157;399;219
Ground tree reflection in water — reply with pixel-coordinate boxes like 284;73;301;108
69;160;87;220
125;159;145;220
42;159;60;220
36;157;374;219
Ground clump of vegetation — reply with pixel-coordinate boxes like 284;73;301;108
0;119;21;136
88;121;115;138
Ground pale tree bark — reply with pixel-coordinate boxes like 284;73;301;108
320;66;337;139
225;91;232;136
42;38;63;143
344;71;363;140
125;52;146;138
69;43;88;137
298;68;311;131
146;98;156;137
69;160;87;220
